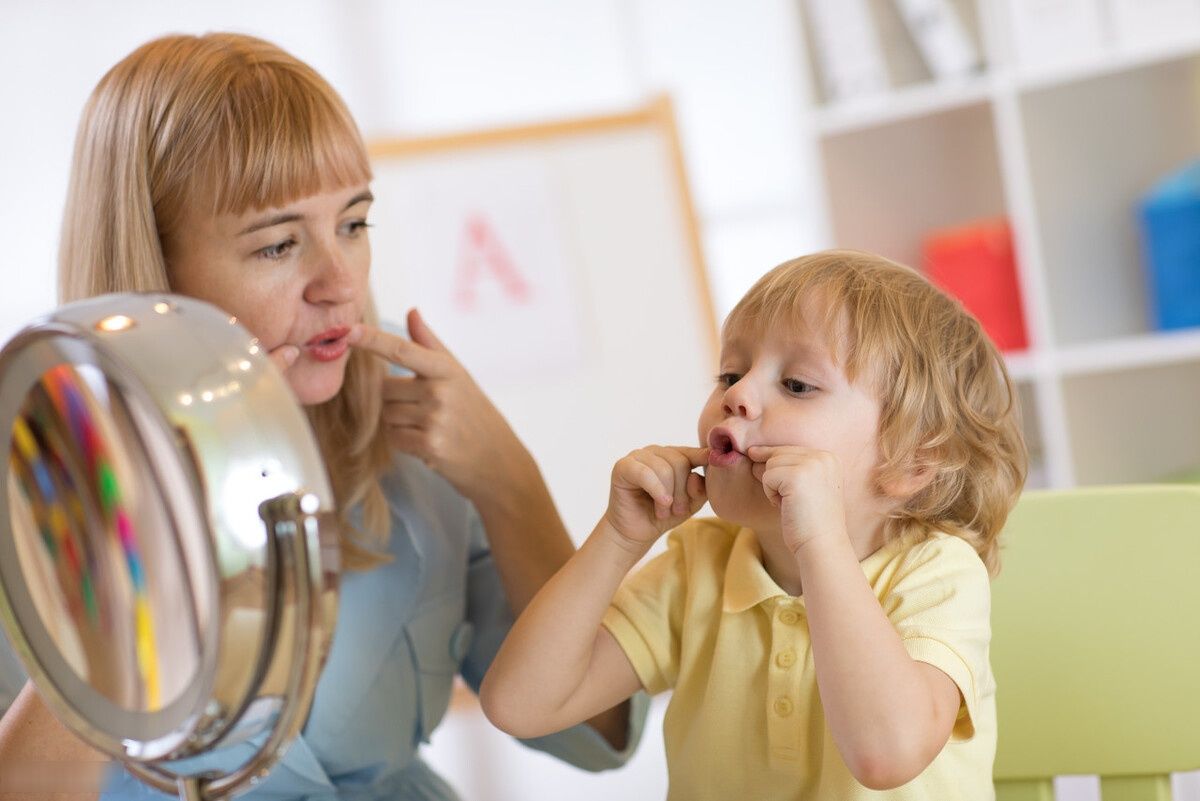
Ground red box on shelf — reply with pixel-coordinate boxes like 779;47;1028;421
922;218;1028;353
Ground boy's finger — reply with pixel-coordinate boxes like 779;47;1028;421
661;450;699;514
645;454;680;506
686;472;707;510
746;445;777;462
675;446;710;467
348;323;453;378
626;461;673;508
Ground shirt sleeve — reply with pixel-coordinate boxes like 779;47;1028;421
458;505;650;771
883;535;992;742
600;529;689;695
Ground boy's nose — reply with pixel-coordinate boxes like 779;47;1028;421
722;386;758;419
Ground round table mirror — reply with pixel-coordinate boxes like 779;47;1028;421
0;293;340;800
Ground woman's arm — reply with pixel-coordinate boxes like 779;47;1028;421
0;681;108;798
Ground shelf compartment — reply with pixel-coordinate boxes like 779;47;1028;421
1019;54;1200;346
1062;360;1200;485
820;103;1007;272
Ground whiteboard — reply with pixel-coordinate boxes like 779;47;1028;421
368;98;718;541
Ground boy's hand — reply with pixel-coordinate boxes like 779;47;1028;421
746;445;848;554
604;446;708;551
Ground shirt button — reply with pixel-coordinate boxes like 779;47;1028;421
775;648;797;669
779;609;800;625
774;697;794;717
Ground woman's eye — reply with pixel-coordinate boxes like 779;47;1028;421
343;219;372;236
783;378;816;394
716;372;741;387
257;238;296;260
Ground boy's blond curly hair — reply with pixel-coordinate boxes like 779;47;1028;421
726;250;1027;576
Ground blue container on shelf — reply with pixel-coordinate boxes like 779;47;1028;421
1140;160;1200;331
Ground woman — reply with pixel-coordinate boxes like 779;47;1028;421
0;32;644;799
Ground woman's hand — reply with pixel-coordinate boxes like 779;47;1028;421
347;308;527;505
746;445;848;555
267;343;299;373
603;445;708;553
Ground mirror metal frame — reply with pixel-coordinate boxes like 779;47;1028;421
0;294;340;799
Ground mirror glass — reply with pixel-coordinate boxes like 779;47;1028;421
7;361;200;713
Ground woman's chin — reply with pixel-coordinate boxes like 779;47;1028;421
287;362;347;406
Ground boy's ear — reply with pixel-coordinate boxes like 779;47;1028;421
881;459;937;501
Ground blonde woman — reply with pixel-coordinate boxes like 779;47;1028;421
0;32;644;800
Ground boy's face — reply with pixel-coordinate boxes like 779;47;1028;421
697;304;889;540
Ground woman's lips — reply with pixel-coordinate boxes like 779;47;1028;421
304;326;351;362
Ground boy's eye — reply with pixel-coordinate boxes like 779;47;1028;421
716;372;741;388
257;237;297;260
782;378;816;394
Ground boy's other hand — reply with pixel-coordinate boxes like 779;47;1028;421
604;445;708;551
747;445;847;554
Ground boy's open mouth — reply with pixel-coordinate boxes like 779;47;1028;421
707;428;745;467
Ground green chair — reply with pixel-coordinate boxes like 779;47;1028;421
992;485;1200;801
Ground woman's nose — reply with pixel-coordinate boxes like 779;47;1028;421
305;244;357;305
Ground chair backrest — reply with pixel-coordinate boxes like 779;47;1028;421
992;485;1200;801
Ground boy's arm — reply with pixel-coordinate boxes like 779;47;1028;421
480;445;708;740
797;535;962;791
479;520;646;739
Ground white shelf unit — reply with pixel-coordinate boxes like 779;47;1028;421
796;0;1200;491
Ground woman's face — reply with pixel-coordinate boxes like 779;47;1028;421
164;184;373;405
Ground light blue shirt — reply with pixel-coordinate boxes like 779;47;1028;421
0;623;25;716
102;453;648;799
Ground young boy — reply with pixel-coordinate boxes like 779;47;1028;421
480;250;1027;799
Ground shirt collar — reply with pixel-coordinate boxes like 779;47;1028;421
721;525;908;613
722;527;793;613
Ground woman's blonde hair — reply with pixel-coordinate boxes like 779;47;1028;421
59;32;392;570
726;250;1027;576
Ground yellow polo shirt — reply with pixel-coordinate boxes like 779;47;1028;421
602;518;995;801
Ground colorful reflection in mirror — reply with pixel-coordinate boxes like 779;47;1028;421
7;363;198;712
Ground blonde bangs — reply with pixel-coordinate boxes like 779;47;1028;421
201;65;372;216
146;34;372;239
